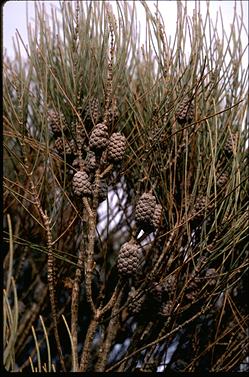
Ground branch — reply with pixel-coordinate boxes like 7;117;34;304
106;303;212;372
70;241;85;372
95;287;124;372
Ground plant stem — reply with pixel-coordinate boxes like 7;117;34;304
83;197;97;314
95;287;123;372
79;314;99;372
43;211;66;372
26;169;66;372
70;241;84;371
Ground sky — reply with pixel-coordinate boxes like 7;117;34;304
3;0;249;68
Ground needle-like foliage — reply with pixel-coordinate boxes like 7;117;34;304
3;1;248;372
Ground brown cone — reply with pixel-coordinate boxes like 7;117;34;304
54;137;72;156
107;133;126;163
117;241;142;277
152;204;163;230
86;97;100;125
128;288;145;314
135;193;157;232
72;171;92;197
89;123;109;152
176;97;194;125
48;109;65;135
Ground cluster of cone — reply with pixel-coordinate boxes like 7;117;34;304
48;107;126;200
71;122;126;198
117;192;162;280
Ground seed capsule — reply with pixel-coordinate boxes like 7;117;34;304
89;123;109;152
107;133;126;163
72;171;92;197
135;193;157;232
117;241;142;277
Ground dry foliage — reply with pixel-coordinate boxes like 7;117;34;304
3;1;249;372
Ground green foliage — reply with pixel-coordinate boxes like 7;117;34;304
3;0;248;372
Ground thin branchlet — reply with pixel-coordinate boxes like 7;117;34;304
3;0;248;373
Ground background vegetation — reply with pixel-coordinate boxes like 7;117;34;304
3;0;248;372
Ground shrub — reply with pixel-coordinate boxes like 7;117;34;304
3;1;248;372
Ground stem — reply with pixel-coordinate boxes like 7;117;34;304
83;197;97;314
70;241;84;372
83;168;101;314
106;303;211;372
103;4;114;125
95;287;123;372
79;315;99;372
43;211;66;372
26;169;66;372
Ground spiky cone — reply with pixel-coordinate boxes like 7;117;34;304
69;139;78;156
72;171;92;197
159;301;173;317
224;132;238;157
217;171;229;188
54;137;73;156
190;195;210;221
75;135;84;152
135;192;157;232
163;274;177;299
128;288;146;315
89;123;109;154
107;133;126;163
117;241;142;278
152;204;163;230
108;98;119;125
176;97;194;125
48;109;65;136
86;97;100;125
84;151;97;173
